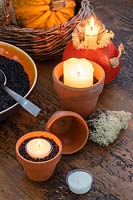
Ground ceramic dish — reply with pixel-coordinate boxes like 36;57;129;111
0;41;37;120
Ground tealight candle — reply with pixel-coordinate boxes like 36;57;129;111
63;58;94;88
26;138;52;159
85;17;99;49
66;169;93;194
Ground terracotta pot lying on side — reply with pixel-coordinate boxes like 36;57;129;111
45;110;89;155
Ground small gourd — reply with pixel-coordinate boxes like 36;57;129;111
12;0;76;28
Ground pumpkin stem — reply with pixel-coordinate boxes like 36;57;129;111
50;0;66;10
118;43;125;58
109;43;124;68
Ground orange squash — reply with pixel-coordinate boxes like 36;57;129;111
13;0;76;28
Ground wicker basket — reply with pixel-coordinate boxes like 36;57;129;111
0;0;93;61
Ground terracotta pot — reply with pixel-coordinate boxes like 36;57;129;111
45;111;89;154
16;131;62;182
52;61;105;118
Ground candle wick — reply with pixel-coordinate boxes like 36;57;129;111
77;72;80;76
37;141;41;147
91;26;93;31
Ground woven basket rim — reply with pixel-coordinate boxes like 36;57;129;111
0;0;94;60
1;0;93;29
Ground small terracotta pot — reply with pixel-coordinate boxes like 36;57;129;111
52;61;105;118
45;111;89;154
16;131;62;182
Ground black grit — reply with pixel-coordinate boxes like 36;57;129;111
0;55;30;112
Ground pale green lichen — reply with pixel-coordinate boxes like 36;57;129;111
87;110;131;146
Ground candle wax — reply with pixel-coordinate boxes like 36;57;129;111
66;169;93;194
63;58;94;88
85;17;98;49
26;138;51;159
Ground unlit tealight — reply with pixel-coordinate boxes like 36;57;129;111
66;169;93;194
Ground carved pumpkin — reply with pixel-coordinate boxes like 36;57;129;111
63;40;121;84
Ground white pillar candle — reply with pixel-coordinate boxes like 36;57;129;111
85;17;99;49
66;169;93;194
63;58;94;88
26;138;51;159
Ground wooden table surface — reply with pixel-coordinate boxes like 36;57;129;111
0;0;132;199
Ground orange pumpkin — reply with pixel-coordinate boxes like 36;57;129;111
63;40;121;84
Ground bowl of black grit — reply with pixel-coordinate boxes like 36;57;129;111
0;41;37;120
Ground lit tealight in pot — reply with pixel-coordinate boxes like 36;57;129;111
26;138;52;159
66;169;93;194
16;131;62;182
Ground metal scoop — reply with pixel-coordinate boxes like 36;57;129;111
0;69;41;117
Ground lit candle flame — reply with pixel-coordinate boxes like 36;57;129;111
90;17;94;30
